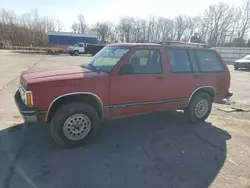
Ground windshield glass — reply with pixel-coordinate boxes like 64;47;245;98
73;43;79;47
242;55;250;60
86;46;130;72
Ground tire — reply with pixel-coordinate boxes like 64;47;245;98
74;50;79;56
234;63;239;70
185;92;212;123
50;102;100;148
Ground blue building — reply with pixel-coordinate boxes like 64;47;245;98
48;32;98;46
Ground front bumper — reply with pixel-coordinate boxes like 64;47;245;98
67;49;74;53
14;91;46;123
235;62;250;69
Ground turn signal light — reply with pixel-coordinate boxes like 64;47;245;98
26;92;33;106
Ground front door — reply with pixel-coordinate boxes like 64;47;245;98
78;43;85;53
109;47;168;116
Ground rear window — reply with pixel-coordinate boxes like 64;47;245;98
195;50;224;72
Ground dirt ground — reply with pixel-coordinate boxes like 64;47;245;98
0;50;249;188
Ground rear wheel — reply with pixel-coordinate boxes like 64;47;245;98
185;92;212;123
50;102;100;147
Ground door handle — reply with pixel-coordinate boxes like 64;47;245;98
156;76;164;80
193;74;200;78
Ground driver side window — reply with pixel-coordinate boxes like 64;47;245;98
125;49;162;74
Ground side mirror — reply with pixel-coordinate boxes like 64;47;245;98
118;64;134;75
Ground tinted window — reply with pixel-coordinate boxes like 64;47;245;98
127;49;162;74
166;48;192;72
188;50;199;72
195;50;224;72
78;44;83;47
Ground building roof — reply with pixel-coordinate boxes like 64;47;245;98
48;31;97;38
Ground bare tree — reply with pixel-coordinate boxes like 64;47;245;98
55;20;64;32
93;22;114;43
0;9;57;46
235;0;250;41
174;15;191;41
118;17;133;42
200;3;237;46
1;0;250;47
71;14;87;33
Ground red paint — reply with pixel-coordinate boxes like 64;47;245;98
19;43;231;121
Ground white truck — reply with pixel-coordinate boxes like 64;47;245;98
67;42;86;56
67;42;105;56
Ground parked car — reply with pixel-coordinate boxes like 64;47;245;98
234;55;250;70
15;41;232;148
67;42;105;56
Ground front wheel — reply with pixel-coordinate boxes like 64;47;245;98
234;63;239;70
185;92;212;123
50;102;100;147
74;50;79;56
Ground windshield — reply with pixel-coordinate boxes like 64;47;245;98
242;55;250;60
73;43;79;47
86;46;130;72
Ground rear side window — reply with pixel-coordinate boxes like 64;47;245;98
166;48;192;72
195;50;224;72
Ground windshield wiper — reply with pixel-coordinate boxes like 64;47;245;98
88;64;99;71
82;64;100;73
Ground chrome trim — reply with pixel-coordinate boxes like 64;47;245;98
186;86;216;107
46;92;104;121
22;115;37;123
108;97;189;109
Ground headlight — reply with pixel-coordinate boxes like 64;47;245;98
18;85;33;106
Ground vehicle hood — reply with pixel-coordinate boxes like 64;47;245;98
20;66;95;88
235;59;250;63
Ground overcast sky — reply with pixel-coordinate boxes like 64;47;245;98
1;0;246;31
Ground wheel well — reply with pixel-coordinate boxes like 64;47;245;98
46;94;103;123
189;87;216;104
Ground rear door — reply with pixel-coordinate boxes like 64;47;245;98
109;46;169;116
163;47;201;107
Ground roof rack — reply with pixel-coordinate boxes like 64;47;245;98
157;41;211;48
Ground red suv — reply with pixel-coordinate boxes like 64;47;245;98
15;42;232;147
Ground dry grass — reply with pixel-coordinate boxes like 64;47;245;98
2;45;67;52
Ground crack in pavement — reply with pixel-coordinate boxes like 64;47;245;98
2;136;25;188
0;56;45;92
141;139;185;183
1;123;39;188
140;143;164;176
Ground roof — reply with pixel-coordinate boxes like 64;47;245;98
107;43;161;47
107;41;211;49
48;31;97;38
